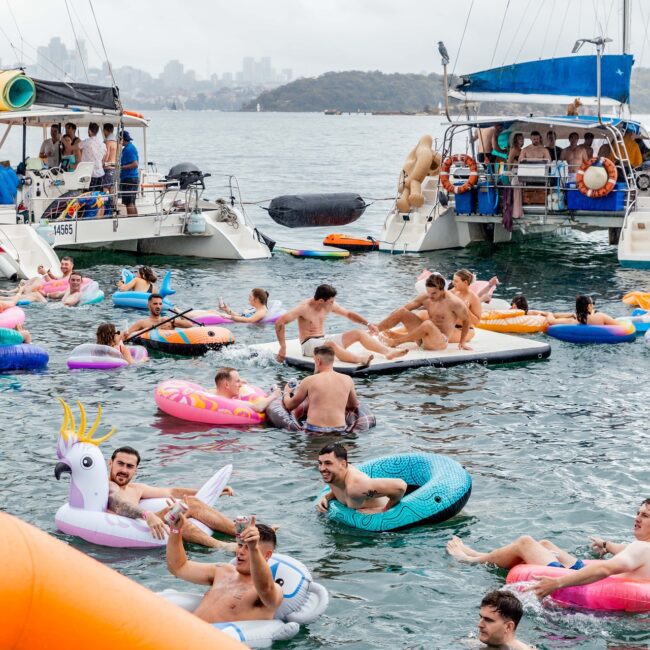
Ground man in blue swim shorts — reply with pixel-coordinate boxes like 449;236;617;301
447;533;587;570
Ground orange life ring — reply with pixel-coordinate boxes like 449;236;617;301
575;157;617;198
123;109;144;119
439;154;479;194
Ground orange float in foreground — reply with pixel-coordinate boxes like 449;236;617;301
0;511;247;650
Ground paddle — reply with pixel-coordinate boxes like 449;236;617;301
169;308;205;327
123;308;195;343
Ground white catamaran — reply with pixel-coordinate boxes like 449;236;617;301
377;0;650;269
0;78;272;280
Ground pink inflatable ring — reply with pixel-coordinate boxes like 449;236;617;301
507;563;650;612
155;379;267;426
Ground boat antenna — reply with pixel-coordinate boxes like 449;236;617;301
64;0;90;82
572;35;612;124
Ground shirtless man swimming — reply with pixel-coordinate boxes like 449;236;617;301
447;499;650;601
283;345;359;434
105;445;236;549
38;255;73;283
166;515;283;624
476;590;534;650
213;366;281;413
275;284;407;366
126;293;193;336
377;273;472;351
52;272;84;306
316;443;407;514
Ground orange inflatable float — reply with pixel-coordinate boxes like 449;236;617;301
477;309;548;334
622;291;650;310
135;326;234;356
0;511;246;650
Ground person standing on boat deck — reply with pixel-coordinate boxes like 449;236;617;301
282;345;359;434
560;132;589;181
61;122;81;171
119;131;139;216
80;122;107;192
546;131;563;162
316;443;407;514
580;132;595;160
476;591;534;650
275;283;407;365
518;131;551;163
377;273;472;352
102;123;118;191
472;124;503;164
39;124;62;168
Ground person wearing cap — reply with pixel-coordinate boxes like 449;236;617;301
120;130;139;215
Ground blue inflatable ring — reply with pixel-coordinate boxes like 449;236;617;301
112;269;175;311
319;453;471;532
0;344;49;371
546;322;636;344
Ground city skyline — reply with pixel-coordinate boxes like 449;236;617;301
4;0;650;82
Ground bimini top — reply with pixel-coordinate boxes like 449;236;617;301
0;106;148;128
451;54;634;106
447;115;649;140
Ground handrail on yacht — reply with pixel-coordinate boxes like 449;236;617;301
0;225;20;262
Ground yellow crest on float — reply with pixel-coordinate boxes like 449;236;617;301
58;398;116;446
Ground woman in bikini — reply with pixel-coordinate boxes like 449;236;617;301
219;287;270;324
117;266;157;293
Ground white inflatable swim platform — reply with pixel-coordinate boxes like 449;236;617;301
251;329;551;376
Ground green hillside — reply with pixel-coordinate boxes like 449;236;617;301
244;68;650;115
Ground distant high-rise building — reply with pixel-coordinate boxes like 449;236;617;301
36;36;88;81
160;59;184;88
281;68;293;83
242;57;254;83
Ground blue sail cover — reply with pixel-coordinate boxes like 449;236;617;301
456;55;633;104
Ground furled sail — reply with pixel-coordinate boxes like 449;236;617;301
451;54;633;106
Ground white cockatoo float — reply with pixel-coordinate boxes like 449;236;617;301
54;399;232;548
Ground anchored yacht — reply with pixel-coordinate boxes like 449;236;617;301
0;78;271;280
377;4;650;269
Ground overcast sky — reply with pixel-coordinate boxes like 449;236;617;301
2;0;650;79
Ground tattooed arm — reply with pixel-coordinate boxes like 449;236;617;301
347;475;408;510
107;485;168;540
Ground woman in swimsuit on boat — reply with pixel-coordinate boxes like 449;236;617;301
117;266;157;293
220;288;270;323
96;322;134;364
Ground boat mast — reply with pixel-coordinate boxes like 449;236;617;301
622;0;631;54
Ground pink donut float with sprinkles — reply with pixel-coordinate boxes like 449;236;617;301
155;379;267;425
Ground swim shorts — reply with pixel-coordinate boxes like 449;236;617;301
303;422;348;434
300;334;344;357
547;559;585;570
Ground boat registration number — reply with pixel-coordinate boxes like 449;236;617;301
53;223;75;236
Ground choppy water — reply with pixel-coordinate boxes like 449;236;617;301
1;112;650;649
